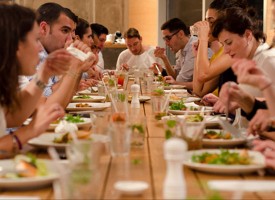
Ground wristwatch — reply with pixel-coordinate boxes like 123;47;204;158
34;74;46;90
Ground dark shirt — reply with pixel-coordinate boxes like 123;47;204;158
218;67;237;94
241;99;267;120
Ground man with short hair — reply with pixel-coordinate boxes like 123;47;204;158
90;23;109;71
22;2;96;108
154;18;209;90
116;27;164;72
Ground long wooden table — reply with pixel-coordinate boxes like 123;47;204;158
1;86;275;199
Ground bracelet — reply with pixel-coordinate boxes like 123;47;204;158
260;81;272;91
10;133;22;152
67;71;82;79
34;74;47;90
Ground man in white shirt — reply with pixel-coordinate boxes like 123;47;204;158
116;28;164;72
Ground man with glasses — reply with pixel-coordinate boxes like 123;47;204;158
154;18;204;90
116;28;164;72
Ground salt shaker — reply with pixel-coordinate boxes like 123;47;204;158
131;84;140;109
163;138;187;199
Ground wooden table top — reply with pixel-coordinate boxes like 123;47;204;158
1;82;275;200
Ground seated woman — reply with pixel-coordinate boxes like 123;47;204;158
202;7;275;111
192;0;249;97
0;3;65;155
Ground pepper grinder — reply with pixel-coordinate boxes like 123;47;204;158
163;138;187;199
130;84;140;109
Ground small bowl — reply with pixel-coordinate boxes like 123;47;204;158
114;181;149;195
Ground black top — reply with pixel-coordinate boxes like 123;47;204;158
218;67;237;94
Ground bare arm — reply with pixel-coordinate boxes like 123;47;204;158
5;49;71;127
0;103;64;154
154;47;177;79
194;21;233;83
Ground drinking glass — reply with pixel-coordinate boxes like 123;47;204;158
151;95;168;120
129;117;147;147
181;121;205;150
61;140;101;199
108;122;131;157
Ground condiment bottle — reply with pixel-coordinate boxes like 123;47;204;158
163;138;187;199
131;84;140;109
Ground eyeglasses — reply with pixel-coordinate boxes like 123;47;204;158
162;30;180;42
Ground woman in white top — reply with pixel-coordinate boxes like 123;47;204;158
0;4;66;154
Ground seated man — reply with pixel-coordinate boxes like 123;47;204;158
90;23;109;71
116;28;164;72
154;18;212;90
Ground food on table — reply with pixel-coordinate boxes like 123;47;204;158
0;154;48;178
169;94;182;101
204;130;232;139
74;95;92;99
185;114;204;122
151;88;165;96
52;114;84;124
191;149;251;165
154;112;167;120
156;75;164;82
76;103;92;107
53;130;91;143
55;120;78;135
169;101;199;111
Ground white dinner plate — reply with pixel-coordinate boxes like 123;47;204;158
66;102;111;111
0;159;58;189
163;85;186;90
164;89;187;94
114;181;149;195
78;89;98;96
202;129;248;147
168;102;213;115
71;95;106;103
208;180;275;192
169;97;201;104
183;149;265;175
48;117;91;130
28;133;110;149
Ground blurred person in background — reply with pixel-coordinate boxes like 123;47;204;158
116;27;164;73
91;23;109;71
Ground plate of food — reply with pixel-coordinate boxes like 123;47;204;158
163;84;186;90
169;95;201;103
162;115;227;126
164;89;187;94
128;95;151;102
168;102;213;115
0;154;58;189
203;129;247;147
71;95;105;103
28;132;110;149
66;102;111;111
183;149;265;174
48;115;91;130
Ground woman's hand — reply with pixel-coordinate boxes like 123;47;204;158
30;103;64;136
164;76;176;84
201;93;219;106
